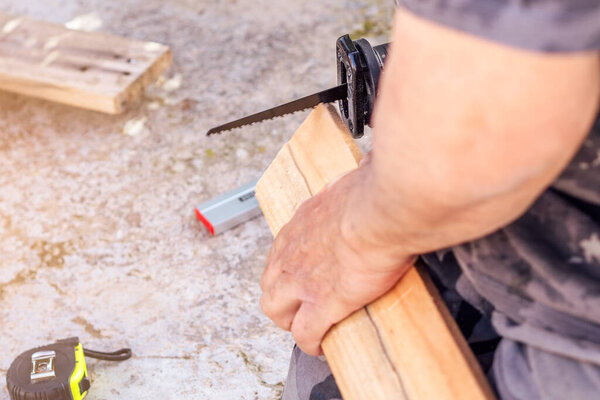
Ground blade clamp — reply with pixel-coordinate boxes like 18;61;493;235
337;35;367;138
336;35;389;138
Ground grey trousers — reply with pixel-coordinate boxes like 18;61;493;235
281;255;600;400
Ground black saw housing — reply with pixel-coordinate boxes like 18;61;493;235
336;35;388;138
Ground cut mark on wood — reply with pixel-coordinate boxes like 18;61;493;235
2;18;21;34
44;33;70;50
40;51;60;68
64;13;103;32
364;306;409;399
378;286;414;315
286;144;314;197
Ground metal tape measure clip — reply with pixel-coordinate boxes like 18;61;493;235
6;337;131;400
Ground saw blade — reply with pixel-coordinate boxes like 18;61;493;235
206;83;347;135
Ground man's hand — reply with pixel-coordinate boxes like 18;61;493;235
260;8;599;357
260;162;414;356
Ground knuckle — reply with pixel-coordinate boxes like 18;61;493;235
291;320;311;345
282;315;294;331
293;335;319;357
266;241;277;263
275;314;293;331
259;272;268;291
259;295;272;317
260;295;294;332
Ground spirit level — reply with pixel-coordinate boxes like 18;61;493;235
195;180;262;235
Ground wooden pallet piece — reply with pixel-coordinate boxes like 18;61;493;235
256;104;496;400
0;13;172;113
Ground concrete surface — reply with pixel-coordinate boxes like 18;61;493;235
0;1;392;398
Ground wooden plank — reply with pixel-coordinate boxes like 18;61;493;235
256;104;496;400
258;104;361;236
0;13;172;113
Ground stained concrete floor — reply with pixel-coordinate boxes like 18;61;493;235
0;1;392;398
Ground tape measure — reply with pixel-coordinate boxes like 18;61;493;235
6;337;131;400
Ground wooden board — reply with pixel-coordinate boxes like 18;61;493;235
0;13;172;113
256;104;496;400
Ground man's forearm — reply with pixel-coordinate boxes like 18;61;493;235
260;7;599;355
340;9;600;261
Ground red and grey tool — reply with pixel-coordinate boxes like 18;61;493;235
198;35;389;235
195;180;261;235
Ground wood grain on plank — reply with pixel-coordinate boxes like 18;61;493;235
0;13;172;113
256;104;496;400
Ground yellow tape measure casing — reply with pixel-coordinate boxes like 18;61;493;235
6;337;90;400
70;343;90;400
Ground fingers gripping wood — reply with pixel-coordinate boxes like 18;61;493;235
256;104;496;400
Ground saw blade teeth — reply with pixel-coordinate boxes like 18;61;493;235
207;104;317;135
206;84;347;136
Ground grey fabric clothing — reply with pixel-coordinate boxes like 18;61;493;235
493;335;600;400
451;123;600;398
281;257;502;400
283;1;600;399
282;346;341;400
395;0;600;52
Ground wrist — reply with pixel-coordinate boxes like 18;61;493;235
335;160;416;272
